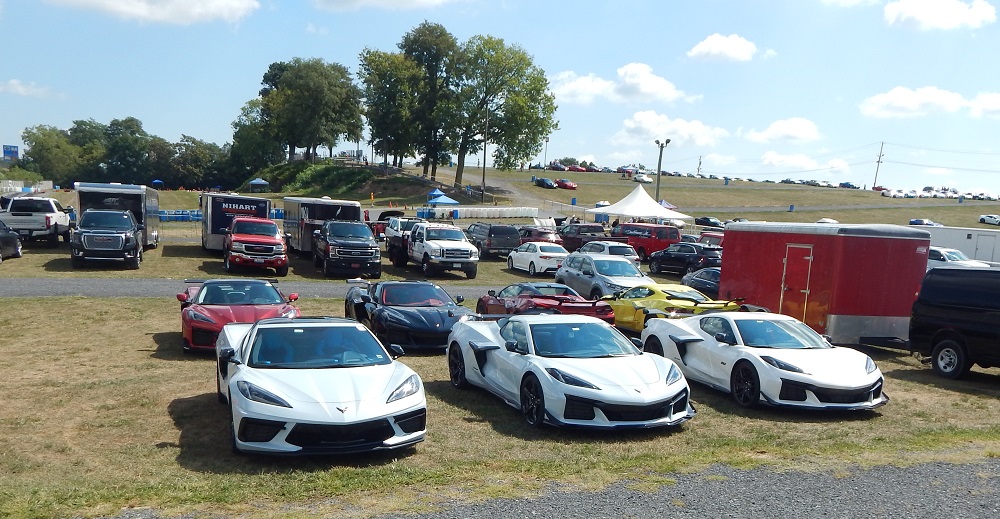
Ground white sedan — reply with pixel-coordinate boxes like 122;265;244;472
640;313;888;410
446;314;696;429
507;241;569;275
632;173;653;183
216;317;427;455
979;214;1000;225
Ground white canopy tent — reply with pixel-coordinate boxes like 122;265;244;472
585;185;692;220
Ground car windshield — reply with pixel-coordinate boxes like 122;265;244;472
401;220;421;232
538;245;567;253
79;212;134;230
579;225;604;234
607;245;636;256
248;324;391;368
233;221;278;236
941;249;971;261
196;281;284;305
491;227;519;236
660;288;710;302
327;222;373;239
426;228;466;241
529;322;638;358
382;284;454;306
594;259;644;277
734;319;831;349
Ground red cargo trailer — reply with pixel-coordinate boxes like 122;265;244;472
719;222;931;347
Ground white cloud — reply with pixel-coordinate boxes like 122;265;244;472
49;0;260;24
705;153;737;166
312;0;459;9
860;86;967;117
762;49;778;59
611;110;729;148
687;34;758;61
968;92;1000;118
551;63;688;105
760;151;850;173
745;117;821;143
0;79;53;98
884;0;997;30
305;22;328;35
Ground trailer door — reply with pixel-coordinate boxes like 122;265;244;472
975;233;996;261
779;244;813;321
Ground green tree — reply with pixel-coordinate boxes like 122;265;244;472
400;21;459;182
358;49;420;167
173;135;224;189
20;125;81;186
104;117;150;184
229;98;285;180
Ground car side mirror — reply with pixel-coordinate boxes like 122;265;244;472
714;332;733;344
359;294;372;303
220;347;240;365
388;344;406;358
136;224;145;230
313;229;321;236
456;295;465;304
488;290;497;297
505;340;519;352
176;293;189;303
288;293;299;302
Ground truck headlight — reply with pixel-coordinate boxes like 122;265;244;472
71;233;82;245
373;249;381;260
429;247;443;258
470;249;479;260
274;243;285;253
230;242;245;252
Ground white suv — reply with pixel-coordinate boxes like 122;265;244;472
577;240;641;267
555;253;655;300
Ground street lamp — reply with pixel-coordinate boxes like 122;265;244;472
482;107;490;203
654;139;670;201
543;136;549;168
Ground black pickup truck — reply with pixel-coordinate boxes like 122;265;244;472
311;220;382;278
558;223;628;252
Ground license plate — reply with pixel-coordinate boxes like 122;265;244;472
453;263;462;268
254;259;264;264
18;230;29;237
351;263;360;268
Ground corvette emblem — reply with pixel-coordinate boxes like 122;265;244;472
336;406;348;413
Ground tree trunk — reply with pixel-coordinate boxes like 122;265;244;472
287;145;296;163
454;136;470;187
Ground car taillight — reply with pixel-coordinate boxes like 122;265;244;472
45;215;52;229
539;255;552;259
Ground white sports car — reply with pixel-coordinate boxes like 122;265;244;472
446;314;696;429
979;214;1000;225
640;313;888;410
216;317;427;455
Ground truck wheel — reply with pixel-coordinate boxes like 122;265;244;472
684;265;696;276
128;248;142;270
275;266;289;277
312;251;323;268
421;256;435;277
62;230;71;243
931;340;970;379
48;226;59;248
372;268;382;279
392;248;407;268
637;248;647;261
466;266;478;279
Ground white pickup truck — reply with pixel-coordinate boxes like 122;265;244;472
402;221;480;279
0;196;73;246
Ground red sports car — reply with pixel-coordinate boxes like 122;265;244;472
555;179;578;190
475;282;614;323
177;279;300;353
565;165;587;172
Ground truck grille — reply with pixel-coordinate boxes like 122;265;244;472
244;244;275;254
82;234;124;250
333;248;377;259
443;248;472;259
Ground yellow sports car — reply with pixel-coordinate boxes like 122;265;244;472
603;283;743;333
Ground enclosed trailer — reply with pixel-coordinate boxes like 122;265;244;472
199;192;272;251
75;182;160;249
923;225;1000;265
718;222;931;347
282;197;362;253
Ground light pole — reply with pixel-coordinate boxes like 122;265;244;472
654;139;670;202
543;136;549;168
482;107;489;203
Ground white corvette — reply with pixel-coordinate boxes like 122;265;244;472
640;313;888;410
216;317;427;455
446;314;696;429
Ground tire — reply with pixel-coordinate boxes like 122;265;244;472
644;336;664;356
216;367;226;404
48;226;59;248
128;247;141;270
519;375;546;428
980;218;987;223
344;301;352;318
637;248;647;261
62;231;71;243
421;256;434;277
223;253;233;272
313;251;323;268
391;248;407;267
466;265;478;279
507;256;514;270
11;239;22;258
448;344;470;389
650;260;661;274
931;340;969;379
684;265;696;276
528;262;537;276
590;288;603;300
730;361;761;408
275;265;288;277
372;269;382;279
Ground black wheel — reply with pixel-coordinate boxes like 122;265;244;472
223;253;233;272
528;262;537;276
313;251;323;268
730;361;761;408
684;265;696;276
466;266;477;279
650;260;661;274
128;248;142;270
637;248;647;261
931;340;969;379
344;301;352;318
448;344;470;389
11;239;22;258
62;231;71;243
980;218;986;223
392;248;407;267
507;256;514;270
421;256;434;276
644;336;664;356
275;265;288;277
372;269;382;279
48;227;59;248
519;375;546;427
590;288;603;300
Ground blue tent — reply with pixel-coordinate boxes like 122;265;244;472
249;177;270;193
427;188;445;201
428;194;460;205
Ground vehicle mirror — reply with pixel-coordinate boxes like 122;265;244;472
582;268;594;276
714;332;732;344
176;293;188;303
821;334;833;343
287;293;299;302
488;290;497;297
504;340;518;352
455;295;465;304
359;294;372;303
313;229;321;236
220;348;239;364
388;344;406;358
136;224;144;230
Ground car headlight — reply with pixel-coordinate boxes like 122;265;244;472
373;249;381;260
665;363;683;386
865;356;877;374
280;307;298;318
71;233;82;244
387;374;421;403
274;243;286;253
761;355;805;373
545;368;600;390
230;242;245;252
605;283;626;292
236;380;291;408
428;247;443;258
186;309;216;323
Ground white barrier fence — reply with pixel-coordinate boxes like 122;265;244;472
416;206;540;219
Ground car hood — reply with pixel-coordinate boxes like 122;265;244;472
245;362;413;406
751;346;878;386
325;237;376;247
601;275;655;288
196;303;294;323
230;233;282;245
541;355;671;388
380;305;474;330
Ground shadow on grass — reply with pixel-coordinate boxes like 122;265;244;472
883;363;1000;398
166;393;414;473
684;379;885;423
150;331;208;362
423;379;687;444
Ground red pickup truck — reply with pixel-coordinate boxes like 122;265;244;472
558;223;628;252
223;216;289;276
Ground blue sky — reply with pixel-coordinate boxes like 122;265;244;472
2;0;1000;194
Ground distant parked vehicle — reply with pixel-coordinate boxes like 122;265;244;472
648;242;723;275
927;246;990;270
565;165;586;172
632;173;653;184
681;266;721;299
534;177;557;189
979;214;1000;225
555;178;578;190
695;216;724;229
909;218;942;226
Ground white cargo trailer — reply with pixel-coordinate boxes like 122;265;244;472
923;225;1000;265
199;192;272;251
282;197;361;254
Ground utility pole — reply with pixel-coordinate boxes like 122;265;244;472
654;139;670;201
697;155;702;177
873;142;884;188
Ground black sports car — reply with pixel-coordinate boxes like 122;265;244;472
0;220;23;264
344;279;474;350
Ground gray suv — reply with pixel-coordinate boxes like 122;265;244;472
465;222;521;258
554;253;655;300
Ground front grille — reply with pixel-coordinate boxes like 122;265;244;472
388;329;450;348
244;244;275;254
564;389;688;422
191;329;219;348
285;419;395;447
395;409;427;433
238;418;285;442
779;378;883;404
82;234;124;250
334;248;377;259
443;248;472;259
